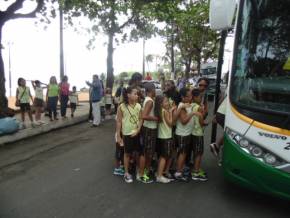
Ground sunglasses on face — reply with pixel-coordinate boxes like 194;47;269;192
199;84;207;87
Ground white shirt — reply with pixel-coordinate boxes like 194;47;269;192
69;93;78;104
35;87;44;100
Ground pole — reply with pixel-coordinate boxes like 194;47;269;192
171;22;175;79
142;38;145;77
211;30;227;143
59;5;65;81
8;42;12;97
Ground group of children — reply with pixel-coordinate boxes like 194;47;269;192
114;82;209;184
16;76;78;128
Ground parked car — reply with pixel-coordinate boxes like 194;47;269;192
141;80;163;96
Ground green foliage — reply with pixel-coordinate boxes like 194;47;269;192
144;0;219;76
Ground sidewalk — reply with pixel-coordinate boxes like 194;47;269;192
0;103;90;146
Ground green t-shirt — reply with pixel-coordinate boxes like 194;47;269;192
120;103;141;136
48;84;59;97
158;109;172;139
192;103;204;136
175;102;194;136
18;86;30;103
143;96;157;129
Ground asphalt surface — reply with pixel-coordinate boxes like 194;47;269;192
0;120;289;218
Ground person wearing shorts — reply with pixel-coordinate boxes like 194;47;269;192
174;88;197;181
155;95;174;184
69;86;78;118
16;78;35;128
113;132;125;176
32;80;46;124
138;82;158;184
210;96;227;157
191;88;208;182
116;87;142;183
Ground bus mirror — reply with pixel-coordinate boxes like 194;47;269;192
209;0;237;30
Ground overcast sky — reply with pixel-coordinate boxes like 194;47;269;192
1;1;167;95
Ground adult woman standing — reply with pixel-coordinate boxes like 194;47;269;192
59;76;70;118
47;76;60;121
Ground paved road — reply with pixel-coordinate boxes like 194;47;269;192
0;121;289;218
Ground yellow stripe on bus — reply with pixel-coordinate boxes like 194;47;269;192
231;106;290;136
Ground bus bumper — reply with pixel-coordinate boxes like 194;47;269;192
222;135;290;200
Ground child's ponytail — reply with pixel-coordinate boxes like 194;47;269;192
154;95;164;122
122;86;134;105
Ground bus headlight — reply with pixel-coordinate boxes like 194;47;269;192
251;146;263;157
264;153;277;165
239;139;250;148
225;128;287;168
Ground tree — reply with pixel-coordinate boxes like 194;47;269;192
174;0;219;77
145;54;154;71
0;0;48;111
63;0;157;89
146;0;219;78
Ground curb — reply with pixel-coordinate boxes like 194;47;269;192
0;113;89;146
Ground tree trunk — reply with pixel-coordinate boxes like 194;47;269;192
106;33;114;89
185;61;191;79
196;55;201;76
0;24;7;111
171;25;175;78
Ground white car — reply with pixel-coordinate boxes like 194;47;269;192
141;80;163;96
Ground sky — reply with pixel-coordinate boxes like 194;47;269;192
1;1;233;96
1;2;167;95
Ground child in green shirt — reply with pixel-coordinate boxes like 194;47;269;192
191;88;208;181
116;86;142;183
155;95;175;183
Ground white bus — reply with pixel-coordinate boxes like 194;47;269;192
210;0;290;200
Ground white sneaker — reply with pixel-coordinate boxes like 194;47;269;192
35;120;43;125
136;172;141;181
31;122;40;127
156;176;171;183
19;122;26;129
39;120;46;125
124;173;133;183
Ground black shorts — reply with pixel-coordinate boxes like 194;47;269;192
192;135;204;156
34;98;44;107
158;138;174;159
140;127;157;156
175;135;192;154
123;135;140;154
216;112;225;128
101;106;105;116
105;104;111;110
115;142;124;163
20;103;31;112
70;103;77;110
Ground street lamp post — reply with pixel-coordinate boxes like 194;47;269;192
59;4;65;81
142;38;145;77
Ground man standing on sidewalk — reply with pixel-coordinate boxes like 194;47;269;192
86;75;103;127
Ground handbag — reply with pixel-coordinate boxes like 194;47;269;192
15;87;26;107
